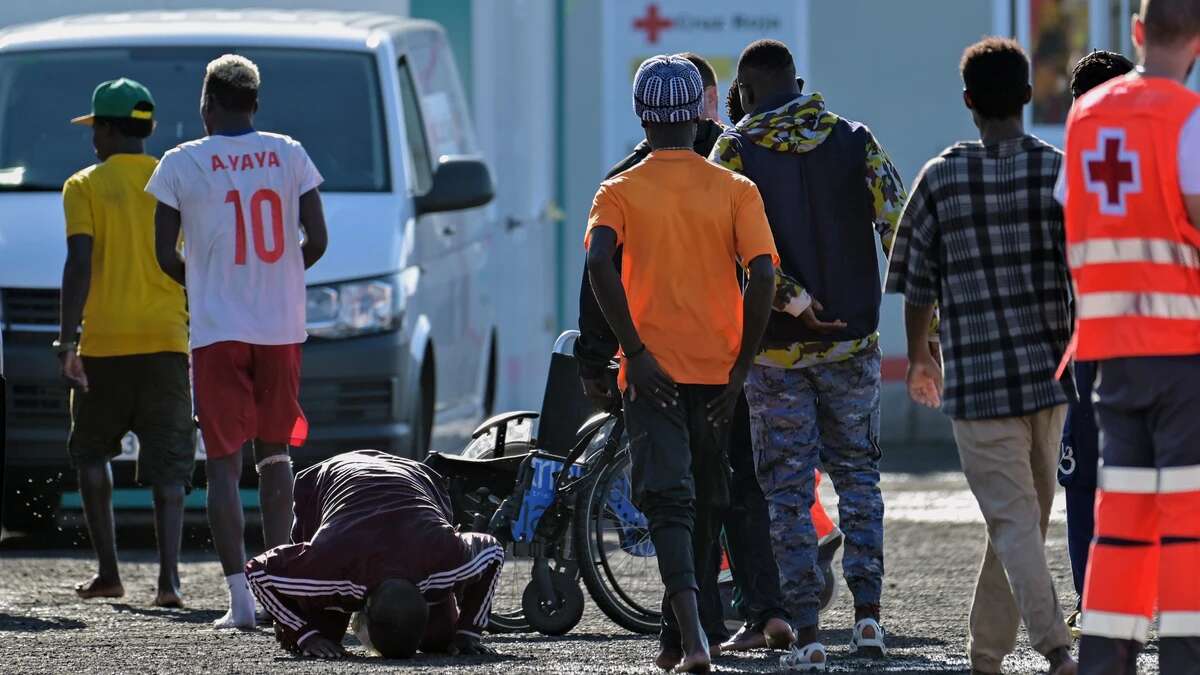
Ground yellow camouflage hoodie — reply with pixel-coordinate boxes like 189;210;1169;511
710;93;912;369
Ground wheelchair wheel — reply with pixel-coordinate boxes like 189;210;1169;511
522;568;584;636
573;446;661;634
487;543;532;633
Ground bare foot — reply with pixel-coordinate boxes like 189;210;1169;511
721;624;766;653
75;576;124;600
655;646;683;671
154;589;184;609
763;617;796;650
673;649;712;674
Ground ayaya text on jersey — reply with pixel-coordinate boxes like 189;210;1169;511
210;151;282;172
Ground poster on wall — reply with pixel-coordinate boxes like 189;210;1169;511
601;1;805;168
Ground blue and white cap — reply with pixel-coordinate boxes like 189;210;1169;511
632;55;704;123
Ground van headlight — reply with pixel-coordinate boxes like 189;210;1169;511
306;275;403;339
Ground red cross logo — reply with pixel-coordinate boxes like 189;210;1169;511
633;4;673;44
1083;128;1142;215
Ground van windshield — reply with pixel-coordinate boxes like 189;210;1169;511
0;47;389;192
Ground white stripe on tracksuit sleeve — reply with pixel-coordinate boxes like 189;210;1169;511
417;532;505;635
245;543;365;649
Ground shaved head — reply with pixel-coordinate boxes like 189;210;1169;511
735;39;800;116
736;39;796;82
365;579;428;659
1140;0;1200;46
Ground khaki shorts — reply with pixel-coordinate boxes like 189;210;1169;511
69;352;196;489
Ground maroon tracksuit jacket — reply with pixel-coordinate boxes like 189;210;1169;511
246;450;503;648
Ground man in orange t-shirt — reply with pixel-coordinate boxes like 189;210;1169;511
585;54;777;674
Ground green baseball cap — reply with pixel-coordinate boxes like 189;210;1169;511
71;78;155;126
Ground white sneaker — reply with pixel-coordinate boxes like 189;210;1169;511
849;618;886;657
780;642;827;672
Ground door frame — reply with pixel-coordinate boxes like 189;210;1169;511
994;0;1138;147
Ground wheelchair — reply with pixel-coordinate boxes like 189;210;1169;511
424;331;660;636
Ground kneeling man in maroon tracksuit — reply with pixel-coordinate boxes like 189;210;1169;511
246;450;504;659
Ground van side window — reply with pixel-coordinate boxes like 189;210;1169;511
398;58;433;194
406;30;476;159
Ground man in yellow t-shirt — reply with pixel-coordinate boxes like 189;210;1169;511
57;79;193;608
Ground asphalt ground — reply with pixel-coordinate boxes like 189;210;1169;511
0;470;1162;674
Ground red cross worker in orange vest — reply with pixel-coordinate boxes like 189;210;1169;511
1061;1;1200;672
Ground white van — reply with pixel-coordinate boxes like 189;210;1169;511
0;11;500;527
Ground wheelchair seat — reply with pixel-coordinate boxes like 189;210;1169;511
425;450;527;481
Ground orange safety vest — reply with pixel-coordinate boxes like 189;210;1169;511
1063;75;1200;361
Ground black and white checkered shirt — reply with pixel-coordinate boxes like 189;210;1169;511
885;135;1073;420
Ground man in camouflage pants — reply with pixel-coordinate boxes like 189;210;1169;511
711;40;901;668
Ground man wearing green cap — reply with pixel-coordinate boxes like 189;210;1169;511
57;78;194;608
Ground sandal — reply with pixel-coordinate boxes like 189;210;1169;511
849;617;886;658
780;642;827;672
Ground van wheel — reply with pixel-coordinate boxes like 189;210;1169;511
408;358;435;459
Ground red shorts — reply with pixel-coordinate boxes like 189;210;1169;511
193;341;308;460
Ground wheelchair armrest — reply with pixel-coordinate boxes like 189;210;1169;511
577;412;614;438
471;410;540;439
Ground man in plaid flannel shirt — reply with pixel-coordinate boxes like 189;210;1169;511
884;37;1076;675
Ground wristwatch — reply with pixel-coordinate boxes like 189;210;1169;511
51;339;78;355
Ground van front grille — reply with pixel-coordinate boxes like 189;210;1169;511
3;288;59;331
8;382;69;426
300;380;394;424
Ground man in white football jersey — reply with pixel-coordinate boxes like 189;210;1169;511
147;54;328;629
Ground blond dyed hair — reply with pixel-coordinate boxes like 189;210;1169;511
206;54;260;89
204;54;260;112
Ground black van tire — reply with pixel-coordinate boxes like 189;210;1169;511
407;355;435;459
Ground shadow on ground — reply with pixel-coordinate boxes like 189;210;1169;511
0;612;87;632
109;602;223;625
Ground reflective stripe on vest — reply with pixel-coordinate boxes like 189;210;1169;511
1160;611;1200;637
1099;464;1200;493
1068;238;1200;269
1078;292;1200;320
1160;465;1200;493
1099;465;1159;493
1080;610;1152;641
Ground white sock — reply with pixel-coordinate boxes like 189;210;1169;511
212;572;255;629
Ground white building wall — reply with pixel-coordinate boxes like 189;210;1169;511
808;0;994;445
470;0;559;412
560;0;606;340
